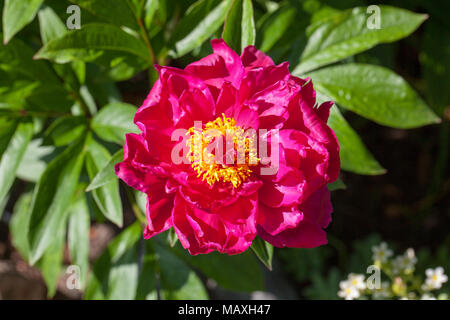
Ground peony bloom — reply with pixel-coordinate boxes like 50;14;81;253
115;39;340;255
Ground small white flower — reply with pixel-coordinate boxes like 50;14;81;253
372;281;391;299
393;248;417;274
421;282;434;292
347;273;366;290
425;267;448;290
372;242;393;263
338;280;360;300
421;293;436;300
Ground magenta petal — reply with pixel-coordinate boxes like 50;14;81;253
239;62;290;102
241;45;274;69
258;187;332;248
143;184;174;239
257;220;328;248
185;39;244;94
178;88;216;123
258;204;304;236
316;101;334;123
172;194;257;255
115;133;167;193
300;186;333;228
259;175;305;208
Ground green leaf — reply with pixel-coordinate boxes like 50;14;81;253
38;5;86;94
304;267;342;300
10;192;33;262
0;117;17;157
79;85;97;114
68;192;90;289
294;6;428;74
69;0;139;30
27;138;86;264
135;241;157;300
44;116;87;147
0;121;34;205
179;247;264;292
155;241;208;300
0;192;8;224
0;79;39;110
250;236;274;270
135;189;147;214
39;219;67;298
86;138;123;227
38;4;87;94
38;5;67;44
327;178;346;191
167;227;178;247
241;0;255;49
327;106;385;175
169;0;233;58
222;0;244;53
85;222;142;300
309;64;440;129
144;0;159;30
2;0;44;44
0;35;59;83
91;102;138;145
34;23;151;63
222;0;255;53
421;20;450;115
17;139;54;182
86;149;123;191
25;84;74;113
257;4;297;52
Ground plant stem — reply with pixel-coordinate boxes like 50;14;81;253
71;90;91;118
126;187;147;225
137;18;156;65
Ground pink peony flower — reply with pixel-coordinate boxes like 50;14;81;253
115;39;340;255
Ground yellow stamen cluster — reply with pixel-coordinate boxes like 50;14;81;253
186;114;259;188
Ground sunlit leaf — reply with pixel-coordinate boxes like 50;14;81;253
309;64;440;129
2;0;44;44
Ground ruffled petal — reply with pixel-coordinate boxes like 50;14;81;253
258;129;331;207
257;204;303;236
185;39;244;97
241;45;274;69
258;187;332;248
143;182;174;239
239;62;290;102
115;133;167;193
172;194;257;255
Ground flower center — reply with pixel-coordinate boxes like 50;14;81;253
186;114;259;188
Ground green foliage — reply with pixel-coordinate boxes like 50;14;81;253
2;0;44;44
86;149;123;191
309;64;440;129
251;236;274;270
294;6;428;74
0;121;33;206
327;107;385;175
222;0;256;53
27;137;86;264
85;137;123;227
0;0;443;299
68;190;91;289
35;23;151;63
91;102;139;145
169;0;233;58
177;245;264;292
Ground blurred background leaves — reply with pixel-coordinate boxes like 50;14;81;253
0;0;448;300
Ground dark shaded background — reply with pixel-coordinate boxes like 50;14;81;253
0;0;449;299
